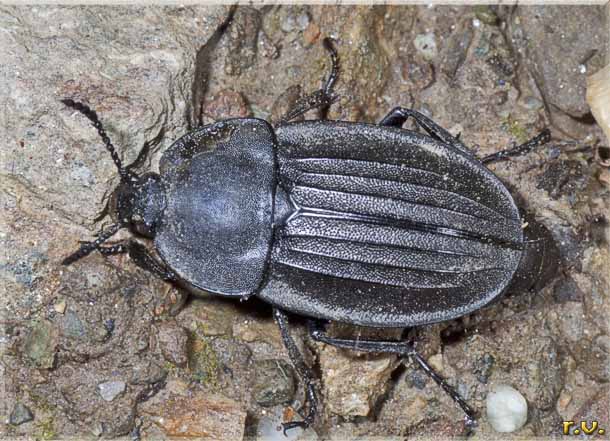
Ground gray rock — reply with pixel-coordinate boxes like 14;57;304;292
280;7;310;33
515;5;608;117
91;422;104;437
157;321;188;368
552;276;584;303
10;402;34;425
97;380;126;402
22;320;57;369
61;311;86;339
252;359;296;407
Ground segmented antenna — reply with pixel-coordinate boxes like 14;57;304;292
61;98;134;182
62;223;121;265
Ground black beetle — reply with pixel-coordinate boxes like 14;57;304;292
61;38;559;432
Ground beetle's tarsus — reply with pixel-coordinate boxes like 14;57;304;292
410;351;478;425
274;309;319;432
62;223;121;265
281;420;309;436
481;129;552;164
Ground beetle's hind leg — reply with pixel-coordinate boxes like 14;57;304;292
278;38;340;124
308;320;477;430
481;129;551;164
273;309;319;434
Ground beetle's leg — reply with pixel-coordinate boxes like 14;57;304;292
273;308;318;434
123;241;177;281
481;129;551;164
278;38;340;124
79;240;176;281
379;107;473;156
62;223;122;265
308;320;477;429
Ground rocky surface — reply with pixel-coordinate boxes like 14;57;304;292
1;4;608;440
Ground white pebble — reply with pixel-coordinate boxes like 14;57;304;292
97;380;126;402
486;385;528;432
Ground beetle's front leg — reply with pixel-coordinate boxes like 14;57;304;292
308;320;477;430
80;240;176;281
278;38;339;124
273;308;319;434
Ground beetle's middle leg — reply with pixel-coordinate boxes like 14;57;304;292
379;107;473;156
273;308;319;434
480;129;551;164
308;320;477;429
278;38;339;124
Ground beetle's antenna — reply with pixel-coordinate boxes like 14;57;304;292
61;99;135;182
62;223;121;265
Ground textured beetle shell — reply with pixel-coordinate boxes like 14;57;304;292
257;121;524;327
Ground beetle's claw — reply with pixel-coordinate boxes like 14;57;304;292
464;414;478;434
281;421;308;436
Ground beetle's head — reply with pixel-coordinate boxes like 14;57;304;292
61;99;166;265
109;172;166;238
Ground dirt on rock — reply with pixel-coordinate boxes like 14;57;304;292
1;5;608;440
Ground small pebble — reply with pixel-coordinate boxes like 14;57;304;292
97;380;126;402
486;384;528;432
413;33;438;61
9;402;34;425
91;422;104;437
295;12;310;30
522;96;543;110
53;299;66;314
104;319;115;336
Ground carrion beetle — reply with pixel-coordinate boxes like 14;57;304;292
61;38;559;432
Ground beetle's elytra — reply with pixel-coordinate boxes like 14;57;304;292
61;38;559;432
